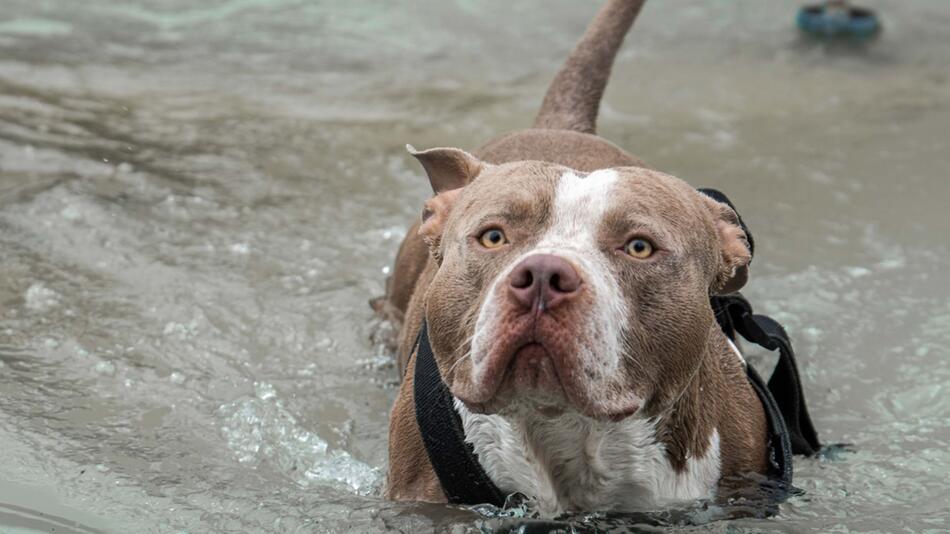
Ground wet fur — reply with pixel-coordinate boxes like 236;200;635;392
380;0;767;512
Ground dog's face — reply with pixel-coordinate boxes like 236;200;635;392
412;147;751;421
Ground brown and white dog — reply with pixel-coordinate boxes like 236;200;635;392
377;0;768;516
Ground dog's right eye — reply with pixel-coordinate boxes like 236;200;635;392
478;228;508;249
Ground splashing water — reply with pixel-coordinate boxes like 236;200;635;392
218;382;380;495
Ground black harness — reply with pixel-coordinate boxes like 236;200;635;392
411;189;821;507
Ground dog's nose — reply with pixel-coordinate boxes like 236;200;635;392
508;254;582;312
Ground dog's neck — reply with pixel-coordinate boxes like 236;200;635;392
456;326;747;515
649;327;745;471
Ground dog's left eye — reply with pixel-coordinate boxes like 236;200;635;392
624;238;654;259
478;228;508;249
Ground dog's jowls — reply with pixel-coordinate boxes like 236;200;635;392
380;0;768;516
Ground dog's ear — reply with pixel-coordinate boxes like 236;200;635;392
418;188;462;262
407;145;483;193
702;195;752;294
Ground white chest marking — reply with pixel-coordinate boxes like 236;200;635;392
456;400;721;517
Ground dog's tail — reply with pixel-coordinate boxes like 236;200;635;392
533;0;647;134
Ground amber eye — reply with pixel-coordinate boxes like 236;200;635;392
624;238;654;259
478;228;508;249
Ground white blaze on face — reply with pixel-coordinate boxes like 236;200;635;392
471;169;629;395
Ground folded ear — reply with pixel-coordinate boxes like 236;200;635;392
702;195;752;294
407;145;484;193
418;188;462;262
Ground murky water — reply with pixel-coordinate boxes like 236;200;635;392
1;0;948;532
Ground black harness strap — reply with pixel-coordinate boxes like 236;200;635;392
712;295;822;458
413;322;507;507
745;358;794;486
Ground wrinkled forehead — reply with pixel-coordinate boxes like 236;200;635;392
454;163;706;233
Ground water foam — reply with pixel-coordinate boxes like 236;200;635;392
217;382;380;496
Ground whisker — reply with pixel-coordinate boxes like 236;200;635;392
446;350;472;377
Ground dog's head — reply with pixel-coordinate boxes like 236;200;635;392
410;146;751;421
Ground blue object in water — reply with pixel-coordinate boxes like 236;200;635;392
797;4;880;38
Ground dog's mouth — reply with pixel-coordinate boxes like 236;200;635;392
507;341;566;395
453;332;642;422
